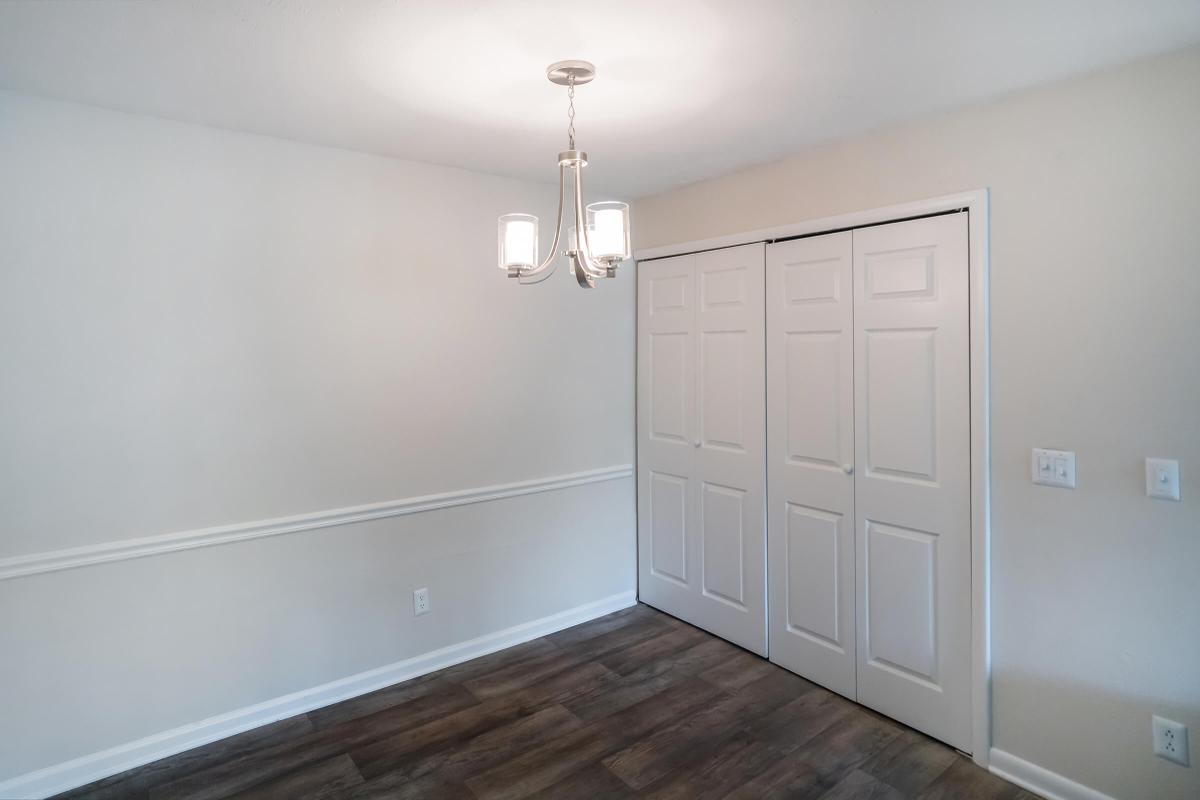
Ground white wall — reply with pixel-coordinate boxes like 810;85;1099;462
0;91;635;787
633;46;1200;800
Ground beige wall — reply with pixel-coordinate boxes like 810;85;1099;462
0;90;635;787
634;46;1200;800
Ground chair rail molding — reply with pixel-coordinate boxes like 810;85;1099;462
0;464;633;581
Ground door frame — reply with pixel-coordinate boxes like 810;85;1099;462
634;189;992;767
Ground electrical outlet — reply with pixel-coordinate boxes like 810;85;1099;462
1152;715;1189;766
413;587;431;616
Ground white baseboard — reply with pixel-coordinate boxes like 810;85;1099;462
0;590;637;800
990;748;1116;800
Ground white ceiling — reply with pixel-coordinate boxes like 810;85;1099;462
2;1;1199;197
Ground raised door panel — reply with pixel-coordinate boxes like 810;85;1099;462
784;257;842;306
649;471;689;585
864;247;936;300
864;328;938;482
865;521;937;682
649;333;689;444
701;482;746;608
700;331;748;452
766;232;856;699
853;213;971;751
649;273;688;315
701;266;748;309
785;504;843;647
786;331;844;469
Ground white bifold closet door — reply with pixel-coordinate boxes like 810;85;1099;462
767;213;972;752
854;213;971;751
766;230;857;699
637;243;766;655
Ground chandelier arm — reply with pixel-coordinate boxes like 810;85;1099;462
571;163;607;278
516;165;567;279
518;261;559;284
572;253;596;288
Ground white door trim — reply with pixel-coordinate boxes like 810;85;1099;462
634;189;992;767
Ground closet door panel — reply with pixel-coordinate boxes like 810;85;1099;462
853;213;972;751
766;232;856;698
638;254;697;609
638;244;766;656
693;243;766;654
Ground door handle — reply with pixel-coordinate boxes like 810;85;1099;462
694;439;701;448
843;464;854;475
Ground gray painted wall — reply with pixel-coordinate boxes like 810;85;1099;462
0;91;636;784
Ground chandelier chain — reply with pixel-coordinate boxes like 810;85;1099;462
567;74;576;150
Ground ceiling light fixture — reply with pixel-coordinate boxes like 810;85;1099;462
497;60;631;288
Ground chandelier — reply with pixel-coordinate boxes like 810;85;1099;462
497;60;631;288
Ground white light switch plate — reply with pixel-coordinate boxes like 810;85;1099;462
1145;458;1181;501
1032;448;1076;489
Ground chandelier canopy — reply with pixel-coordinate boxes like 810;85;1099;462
497;60;631;288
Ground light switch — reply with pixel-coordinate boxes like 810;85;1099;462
1145;458;1181;501
1038;453;1053;476
1032;448;1076;489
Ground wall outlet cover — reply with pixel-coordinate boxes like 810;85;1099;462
413;587;431;616
1152;715;1189;766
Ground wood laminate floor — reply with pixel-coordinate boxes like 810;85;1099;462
57;604;1035;800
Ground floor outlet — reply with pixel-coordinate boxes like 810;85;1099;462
413;587;431;616
1152;715;1189;766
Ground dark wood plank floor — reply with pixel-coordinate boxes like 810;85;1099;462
56;604;1035;800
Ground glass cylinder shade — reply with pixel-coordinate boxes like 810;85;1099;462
498;213;538;270
586;201;631;261
567;224;595;253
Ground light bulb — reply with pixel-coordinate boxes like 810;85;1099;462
585;202;630;261
498;214;538;270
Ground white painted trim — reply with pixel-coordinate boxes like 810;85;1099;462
967;190;993;768
632;190;984;262
0;590;638;799
989;748;1116;800
634;190;992;766
0;465;633;581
